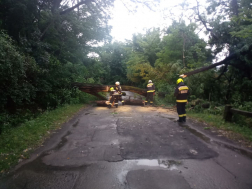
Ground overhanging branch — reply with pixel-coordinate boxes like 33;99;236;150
60;0;94;15
181;44;252;77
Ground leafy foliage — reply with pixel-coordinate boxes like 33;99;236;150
1;0;252;133
0;0;115;133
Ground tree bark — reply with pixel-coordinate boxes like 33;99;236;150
96;99;145;106
96;100;108;106
124;99;145;105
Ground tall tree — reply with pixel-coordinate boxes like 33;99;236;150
126;28;161;85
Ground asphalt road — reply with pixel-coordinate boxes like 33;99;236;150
1;92;252;189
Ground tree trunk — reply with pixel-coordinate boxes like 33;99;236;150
231;0;239;16
96;100;108;107
96;99;145;106
124;99;145;106
182;51;238;77
73;83;147;98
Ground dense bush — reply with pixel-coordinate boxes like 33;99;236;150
0;32;99;133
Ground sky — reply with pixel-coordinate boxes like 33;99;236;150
107;0;228;63
108;0;208;42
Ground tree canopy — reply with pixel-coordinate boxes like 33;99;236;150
1;0;252;132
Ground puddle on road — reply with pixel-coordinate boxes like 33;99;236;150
117;170;129;185
135;159;180;170
117;159;182;186
136;159;167;168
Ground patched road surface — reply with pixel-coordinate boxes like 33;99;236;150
1;93;252;189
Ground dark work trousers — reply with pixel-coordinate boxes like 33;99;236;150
109;96;114;104
110;95;121;105
177;102;186;120
145;92;154;104
118;96;124;103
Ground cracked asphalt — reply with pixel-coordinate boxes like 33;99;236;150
1;92;252;189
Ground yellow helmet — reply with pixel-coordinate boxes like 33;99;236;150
110;87;114;91
176;78;184;85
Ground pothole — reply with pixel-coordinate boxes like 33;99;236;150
72;120;79;127
54;131;71;150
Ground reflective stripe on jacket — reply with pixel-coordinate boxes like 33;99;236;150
174;82;189;103
147;83;155;93
115;85;122;94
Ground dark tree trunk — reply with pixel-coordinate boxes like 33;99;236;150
230;0;239;16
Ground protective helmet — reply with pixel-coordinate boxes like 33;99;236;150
148;80;152;83
176;78;184;85
115;81;120;85
110;87;114;91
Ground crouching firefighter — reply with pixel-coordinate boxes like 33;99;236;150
145;80;155;105
108;87;115;108
174;78;190;122
115;81;125;106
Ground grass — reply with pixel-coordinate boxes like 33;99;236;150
153;95;174;108
187;112;252;142
153;95;252;145
0;104;85;174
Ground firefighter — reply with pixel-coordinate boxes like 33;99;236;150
174;78;190;122
115;81;125;106
145;80;155;105
108;87;115;108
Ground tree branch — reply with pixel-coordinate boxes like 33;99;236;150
60;0;94;15
182;44;252;77
195;0;218;40
216;64;228;80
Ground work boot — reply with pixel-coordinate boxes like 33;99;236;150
177;117;183;122
183;116;186;122
145;101;148;106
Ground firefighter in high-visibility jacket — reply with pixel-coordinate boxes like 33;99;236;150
108;87;115;108
174;78;190;122
145;80;155;105
115;81;125;106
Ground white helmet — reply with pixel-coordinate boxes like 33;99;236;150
148;80;152;83
115;81;120;85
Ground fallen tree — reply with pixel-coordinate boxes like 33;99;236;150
72;83;147;100
96;99;144;106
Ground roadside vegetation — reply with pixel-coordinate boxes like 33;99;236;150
186;101;252;143
153;95;252;144
187;112;252;143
